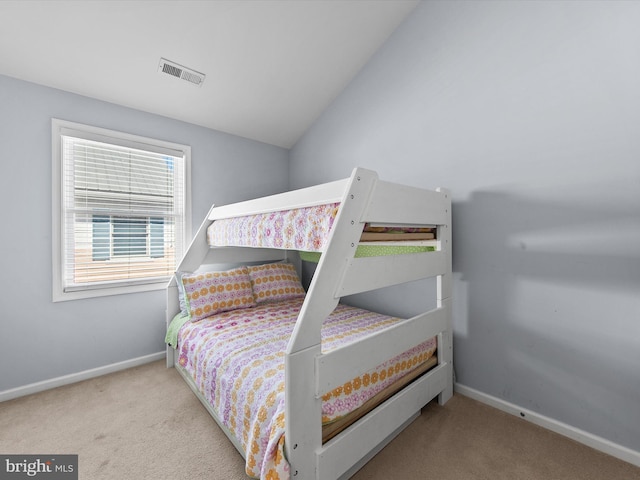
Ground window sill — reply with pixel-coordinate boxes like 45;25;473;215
53;278;169;302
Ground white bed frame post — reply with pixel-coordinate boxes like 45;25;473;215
165;283;179;367
436;188;453;405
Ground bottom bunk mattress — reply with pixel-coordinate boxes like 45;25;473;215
171;298;437;480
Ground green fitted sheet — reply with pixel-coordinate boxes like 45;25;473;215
299;244;435;263
165;312;191;349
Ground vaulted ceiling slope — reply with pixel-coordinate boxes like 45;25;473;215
0;0;418;148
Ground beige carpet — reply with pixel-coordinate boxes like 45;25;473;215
1;360;639;480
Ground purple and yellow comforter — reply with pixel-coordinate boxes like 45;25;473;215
176;298;436;479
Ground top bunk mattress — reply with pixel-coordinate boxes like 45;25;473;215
206;202;436;254
207;202;340;251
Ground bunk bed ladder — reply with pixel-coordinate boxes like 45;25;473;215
285;168;379;479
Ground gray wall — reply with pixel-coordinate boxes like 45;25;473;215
290;1;640;452
0;74;288;391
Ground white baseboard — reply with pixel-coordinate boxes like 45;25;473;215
454;383;640;469
0;351;166;403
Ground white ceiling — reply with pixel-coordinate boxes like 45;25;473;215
0;0;418;148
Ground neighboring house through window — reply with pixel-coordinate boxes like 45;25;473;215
52;119;191;301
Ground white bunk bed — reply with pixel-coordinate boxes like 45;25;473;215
166;167;452;480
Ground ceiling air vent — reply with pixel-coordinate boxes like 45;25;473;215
158;58;205;87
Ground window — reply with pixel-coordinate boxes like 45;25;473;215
91;216;165;260
52;119;191;301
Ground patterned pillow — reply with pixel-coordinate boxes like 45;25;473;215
180;267;256;321
248;262;305;304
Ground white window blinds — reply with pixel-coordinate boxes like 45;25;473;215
53;120;190;300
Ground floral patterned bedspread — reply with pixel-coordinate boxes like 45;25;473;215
206;203;340;251
176;298;436;480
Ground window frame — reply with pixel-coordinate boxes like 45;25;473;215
52;119;191;302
